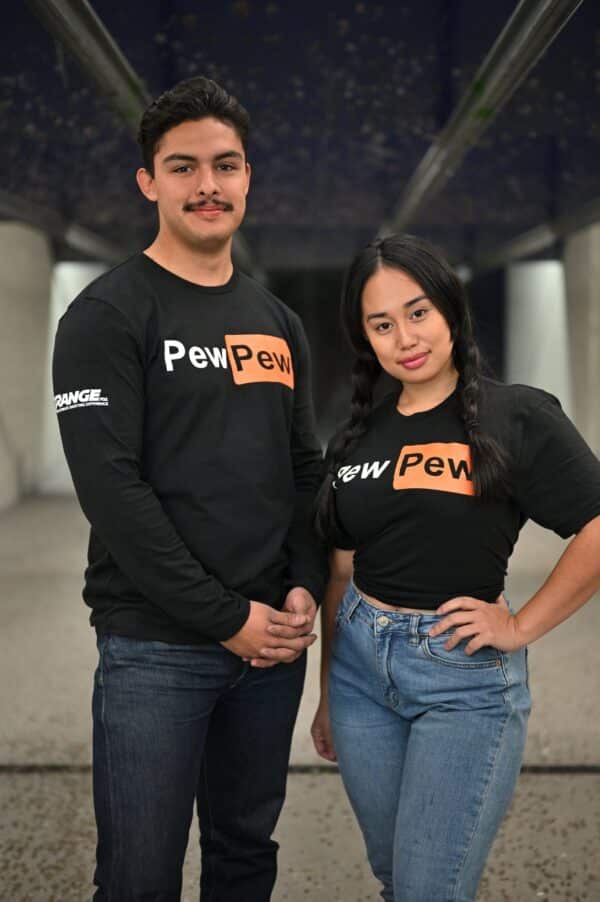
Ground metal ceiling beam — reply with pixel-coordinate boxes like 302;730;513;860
23;0;258;272
25;0;150;135
469;195;600;275
381;0;585;236
0;189;123;263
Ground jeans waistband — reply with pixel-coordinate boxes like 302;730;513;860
345;582;444;637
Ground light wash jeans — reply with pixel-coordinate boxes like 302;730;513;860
329;583;531;902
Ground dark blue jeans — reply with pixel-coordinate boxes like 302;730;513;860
92;635;306;901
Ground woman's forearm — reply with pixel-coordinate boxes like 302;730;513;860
515;514;600;646
319;574;351;692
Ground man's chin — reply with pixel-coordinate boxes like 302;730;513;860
185;230;233;252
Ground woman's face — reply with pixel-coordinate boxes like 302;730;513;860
361;265;456;387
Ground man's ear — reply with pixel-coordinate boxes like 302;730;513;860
136;168;157;202
244;161;251;197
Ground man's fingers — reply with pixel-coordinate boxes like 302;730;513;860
269;610;310;628
267;624;313;639
258;636;317;660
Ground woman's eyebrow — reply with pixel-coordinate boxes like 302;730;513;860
365;294;427;321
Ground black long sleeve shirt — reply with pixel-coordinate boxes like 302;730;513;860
53;253;326;643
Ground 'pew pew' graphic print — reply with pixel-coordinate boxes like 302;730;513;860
393;443;474;495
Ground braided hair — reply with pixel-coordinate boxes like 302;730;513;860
315;234;510;543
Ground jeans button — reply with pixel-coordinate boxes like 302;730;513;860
377;616;390;626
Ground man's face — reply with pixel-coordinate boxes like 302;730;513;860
136;117;251;251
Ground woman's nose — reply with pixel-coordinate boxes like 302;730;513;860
395;323;417;349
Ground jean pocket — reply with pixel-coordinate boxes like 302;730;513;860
422;635;503;670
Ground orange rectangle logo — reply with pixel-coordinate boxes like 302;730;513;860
393;442;474;495
224;334;294;389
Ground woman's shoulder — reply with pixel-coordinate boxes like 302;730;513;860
480;377;561;416
324;392;396;458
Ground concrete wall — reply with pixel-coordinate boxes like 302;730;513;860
563;224;600;453
0;222;53;512
505;261;573;418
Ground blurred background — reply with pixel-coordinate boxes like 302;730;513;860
1;1;599;899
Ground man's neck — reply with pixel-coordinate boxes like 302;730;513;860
144;236;234;287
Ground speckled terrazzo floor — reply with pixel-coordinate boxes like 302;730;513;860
1;497;599;901
1;771;599;901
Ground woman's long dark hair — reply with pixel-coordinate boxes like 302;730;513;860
315;233;510;542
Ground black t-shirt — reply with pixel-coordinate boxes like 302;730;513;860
53;253;325;643
331;380;600;609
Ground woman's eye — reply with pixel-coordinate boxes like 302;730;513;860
375;322;392;333
410;307;428;320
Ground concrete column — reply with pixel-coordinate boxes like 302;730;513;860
563;224;600;453
0;222;53;511
505;261;573;419
38;262;106;494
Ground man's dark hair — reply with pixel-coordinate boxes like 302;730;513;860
137;76;250;174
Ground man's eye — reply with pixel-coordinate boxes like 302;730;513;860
174;166;192;173
217;163;236;171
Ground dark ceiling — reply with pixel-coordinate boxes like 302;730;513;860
2;1;600;270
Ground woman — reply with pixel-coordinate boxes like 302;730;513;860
311;234;600;902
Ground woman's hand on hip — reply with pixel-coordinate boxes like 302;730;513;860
311;696;337;762
428;594;526;654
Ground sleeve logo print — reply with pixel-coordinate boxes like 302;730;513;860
55;388;109;413
393;442;474;495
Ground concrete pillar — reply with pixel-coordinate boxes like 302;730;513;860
38;262;106;494
505;261;573;419
0;222;53;511
563;224;600;453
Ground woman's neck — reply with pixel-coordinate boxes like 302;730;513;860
397;370;459;416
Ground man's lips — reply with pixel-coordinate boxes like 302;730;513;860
189;206;226;215
398;352;429;369
185;202;232;214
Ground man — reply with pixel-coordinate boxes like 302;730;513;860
53;76;325;901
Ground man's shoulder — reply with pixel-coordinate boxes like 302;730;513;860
237;271;302;328
64;254;153;325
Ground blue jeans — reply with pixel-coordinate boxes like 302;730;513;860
92;635;306;901
329;584;531;902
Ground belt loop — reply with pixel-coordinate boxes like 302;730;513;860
408;614;421;646
345;583;362;622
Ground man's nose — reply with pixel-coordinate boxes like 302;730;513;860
195;167;219;195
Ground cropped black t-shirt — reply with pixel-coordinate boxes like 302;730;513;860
331;379;600;610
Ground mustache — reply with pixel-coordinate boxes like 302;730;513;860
183;200;234;212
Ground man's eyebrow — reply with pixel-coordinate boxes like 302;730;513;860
213;150;244;162
161;153;197;165
365;294;427;320
161;151;244;165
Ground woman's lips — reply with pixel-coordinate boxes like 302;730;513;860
398;353;429;370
